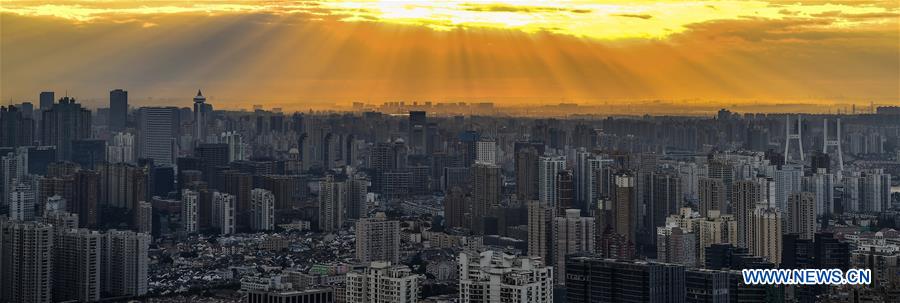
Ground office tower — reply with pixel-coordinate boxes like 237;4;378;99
194;143;229;186
555;170;575;213
442;166;470;193
41;97;92;161
527;200;553;261
212;192;235;235
318;175;345;232
9;182;35;221
657;224;697;267
182;189;199;233
135;201;152;234
355;212;400;264
475;139;497;164
565;257;685;303
192;90;206;145
0;220;54;303
538;156;565;208
613;174;636;242
515;142;543;201
109;89;127;131
685;269;730;303
345;262;420;303
553;209;595;285
814;232;849;271
774;164;803;210
54;228;101;302
471;163;500;234
72;170;99;228
699;177;726;217
639;170;683;253
444;186;469;228
250;188;275;231
137;107;179;166
732;180;761;248
750;206;782;265
0;105;35;148
345;176;369;220
458;251;553;303
107;132;135;163
97;163;147;210
704;244;774;270
26;146;56;176
695;211;737;264
39;91;54;111
260;175;304;210
148;165;174;198
101;230;150;297
786;192;816;240
71;139;106;169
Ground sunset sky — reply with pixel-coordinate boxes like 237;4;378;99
1;1;898;111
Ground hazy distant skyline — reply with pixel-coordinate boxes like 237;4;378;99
2;1;898;111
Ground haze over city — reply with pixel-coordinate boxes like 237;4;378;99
2;0;898;112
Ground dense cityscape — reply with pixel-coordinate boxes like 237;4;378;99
0;89;897;302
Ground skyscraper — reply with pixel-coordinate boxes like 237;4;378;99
97;163;147;210
212;192;235;235
444;186;469;229
0;220;54;303
527;200;553;261
41;97;92;161
182;189;199;234
54;228;101;302
318;175;345;232
613;174;636;242
9;182;35;221
355;212;400;264
515;142;543;201
538;156;565;209
699;177;726;217
750;206;782;265
471;163;501;234
345;262;420;303
135;201;152;234
553;209;595;285
250;188;275;231
732;180;761;248
786;192;816;240
137;107;179;166
458;250;553;303
193;90;207;145
109;89;128;131
39;91;54;111
73;170;100;228
101;230;149;297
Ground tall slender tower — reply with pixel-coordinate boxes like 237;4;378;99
784;115;804;164
192;90;206;145
823;118;843;171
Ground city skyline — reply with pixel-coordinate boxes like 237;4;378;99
2;0;898;112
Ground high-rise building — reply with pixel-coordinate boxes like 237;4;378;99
538;156;565;209
345;262;420;303
750;206;782;265
107;132;135;164
212;192;235;235
137;107;179;166
73;170;100;228
0;105;35;148
803;169;834;215
345;176;369;220
553;209;595;285
527;200;553;261
193;90;207;146
135;201;152;234
555;170;575;213
774;164;803;211
732;180;761;249
657;224;697;267
54;228;101;302
0;220;54;303
39;91;54;111
475;139;497;165
575;151;607;212
695;211;737;264
41;97;92;161
613;174;636;242
109;89;128;131
71;139;106;169
408;111;426;155
699;177;726;217
458;251;553;303
786;192;816;240
355;212;400;264
318;175;345;232
443;186;469;229
515;142;543;201
219;131;245;162
684;269;730;303
565;257;685;303
250;188;275;231
97;163;147;210
101;230;149;297
9;182;35;221
181;189;199;233
471;163;500;234
219;170;252;229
